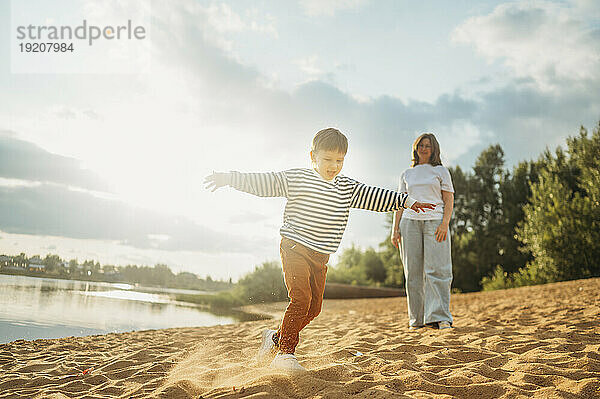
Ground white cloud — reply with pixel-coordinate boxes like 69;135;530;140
299;0;369;17
0;178;41;188
452;0;600;90
430;120;487;165
202;3;277;36
349;93;372;104
294;55;322;77
173;1;278;53
203;3;246;33
52;106;101;121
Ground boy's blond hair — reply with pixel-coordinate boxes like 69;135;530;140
312;128;348;155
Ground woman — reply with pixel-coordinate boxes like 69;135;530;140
391;133;454;329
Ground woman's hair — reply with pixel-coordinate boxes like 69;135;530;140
411;133;442;167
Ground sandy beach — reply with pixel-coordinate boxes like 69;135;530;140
1;277;599;398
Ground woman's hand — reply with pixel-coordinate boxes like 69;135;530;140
435;222;449;242
390;230;401;248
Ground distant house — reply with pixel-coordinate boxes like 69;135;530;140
27;256;45;272
0;255;27;270
0;255;10;267
28;263;46;272
64;262;84;275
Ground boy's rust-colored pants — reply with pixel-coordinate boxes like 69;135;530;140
278;237;329;354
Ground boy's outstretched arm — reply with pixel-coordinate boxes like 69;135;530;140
204;171;288;197
350;182;435;213
411;201;437;213
204;172;232;192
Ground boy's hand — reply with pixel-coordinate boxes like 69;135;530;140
410;201;436;213
204;172;232;192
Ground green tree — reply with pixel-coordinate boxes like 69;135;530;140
328;245;370;285
237;261;288;304
43;254;63;274
68;259;80;276
82;260;96;278
336;244;363;269
497;160;539;274
448;164;477;291
518;125;600;282
377;218;404;288
174;272;200;290
449;144;543;291
151;264;175;286
449;145;507;291
448;165;471;237
360;248;386;284
102;264;117;274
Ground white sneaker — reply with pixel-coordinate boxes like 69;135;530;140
257;329;277;361
438;321;452;329
270;353;306;372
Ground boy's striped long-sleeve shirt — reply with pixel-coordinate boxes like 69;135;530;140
230;168;417;254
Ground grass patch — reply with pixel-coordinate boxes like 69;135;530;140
175;290;245;309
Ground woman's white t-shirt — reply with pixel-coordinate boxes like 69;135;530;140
399;164;454;220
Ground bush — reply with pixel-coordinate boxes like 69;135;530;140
236;261;288;304
175;261;287;308
481;265;513;291
327;245;389;286
482;263;554;291
327;245;369;285
518;125;600;282
175;290;245;309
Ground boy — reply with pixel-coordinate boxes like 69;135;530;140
204;128;434;372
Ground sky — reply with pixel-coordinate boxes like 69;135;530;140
0;0;599;280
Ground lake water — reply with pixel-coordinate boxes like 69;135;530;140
0;274;254;344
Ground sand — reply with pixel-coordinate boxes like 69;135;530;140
1;278;599;399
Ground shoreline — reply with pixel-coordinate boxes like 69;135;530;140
1;278;599;398
0;270;226;294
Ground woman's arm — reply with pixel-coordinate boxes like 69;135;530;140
390;208;404;248
434;190;454;242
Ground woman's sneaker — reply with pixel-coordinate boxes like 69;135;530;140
270;353;306;372
257;329;278;361
438;321;452;329
409;325;425;330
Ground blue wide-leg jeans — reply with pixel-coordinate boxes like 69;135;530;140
399;218;453;327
